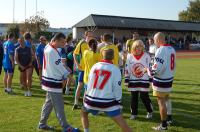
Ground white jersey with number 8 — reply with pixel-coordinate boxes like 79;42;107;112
151;44;176;92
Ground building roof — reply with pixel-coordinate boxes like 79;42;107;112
73;14;200;32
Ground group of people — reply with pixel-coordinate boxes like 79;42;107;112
0;31;176;132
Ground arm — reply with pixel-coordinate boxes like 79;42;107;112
8;44;15;69
113;68;122;104
124;55;130;86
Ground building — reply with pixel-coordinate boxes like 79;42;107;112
72;14;200;43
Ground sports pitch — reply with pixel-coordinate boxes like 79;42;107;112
0;52;200;132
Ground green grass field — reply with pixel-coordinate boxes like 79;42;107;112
0;58;200;132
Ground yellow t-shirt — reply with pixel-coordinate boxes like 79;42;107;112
100;44;119;66
74;39;89;57
80;50;100;84
126;39;135;53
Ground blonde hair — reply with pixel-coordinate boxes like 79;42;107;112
131;40;145;54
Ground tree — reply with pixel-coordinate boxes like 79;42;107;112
7;24;20;39
20;14;50;34
179;0;200;22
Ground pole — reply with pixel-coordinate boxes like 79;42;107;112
36;0;38;15
25;0;26;21
13;0;15;23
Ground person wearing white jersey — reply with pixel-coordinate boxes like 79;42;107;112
125;40;153;120
81;49;132;132
149;32;176;131
148;38;158;67
38;33;79;132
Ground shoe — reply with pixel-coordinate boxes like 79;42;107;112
72;104;80;110
152;124;167;131
167;119;173;126
63;126;79;132
27;91;32;97
130;115;137;120
4;88;8;93
24;91;28;97
38;124;55;130
146;112;153;119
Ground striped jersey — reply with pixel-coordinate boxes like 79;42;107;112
151;44;176;92
84;60;122;111
125;52;151;92
42;44;70;93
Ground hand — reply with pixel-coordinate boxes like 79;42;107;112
143;67;148;73
20;66;25;70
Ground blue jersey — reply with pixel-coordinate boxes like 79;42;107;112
3;40;15;69
25;40;32;48
36;43;46;66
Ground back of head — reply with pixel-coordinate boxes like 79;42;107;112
103;33;113;43
8;33;14;40
88;39;97;53
24;32;32;40
154;32;165;46
102;49;114;61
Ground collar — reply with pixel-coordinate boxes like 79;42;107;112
133;52;144;60
100;60;113;64
162;44;171;47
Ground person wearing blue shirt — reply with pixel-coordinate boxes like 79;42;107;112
3;33;15;93
36;36;47;81
0;39;4;75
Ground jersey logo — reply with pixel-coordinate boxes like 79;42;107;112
155;57;164;64
55;59;61;65
118;81;122;86
132;63;145;78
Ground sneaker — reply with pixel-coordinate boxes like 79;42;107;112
146;112;153;119
152;124;167;131
38;124;55;131
130;115;137;120
27;91;32;97
4;88;8;93
63;126;79;132
167;119;173;126
72;104;79;110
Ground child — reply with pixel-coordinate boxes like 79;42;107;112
124;40;153;120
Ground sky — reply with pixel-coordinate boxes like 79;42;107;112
0;0;189;28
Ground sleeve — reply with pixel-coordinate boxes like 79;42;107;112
51;52;70;80
151;49;165;76
124;55;130;85
36;45;41;56
114;46;119;66
113;68;122;104
73;41;81;55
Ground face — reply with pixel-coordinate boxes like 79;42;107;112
18;38;24;46
134;46;143;55
40;38;47;44
85;32;94;42
149;39;154;45
56;38;66;48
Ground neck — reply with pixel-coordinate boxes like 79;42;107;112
51;42;58;48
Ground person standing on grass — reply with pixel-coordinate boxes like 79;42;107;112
15;37;34;97
0;39;3;75
124;40;153;120
81;49;132;132
36;36;47;82
2;33;15;94
38;33;79;132
73;31;93;110
150;32;176;131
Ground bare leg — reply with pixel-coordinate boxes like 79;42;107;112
81;110;89;130
74;82;83;105
3;73;8;89
111;114;132;132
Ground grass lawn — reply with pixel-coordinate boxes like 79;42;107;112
0;58;200;132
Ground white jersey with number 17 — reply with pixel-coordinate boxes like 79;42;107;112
151;44;176;92
84;60;122;112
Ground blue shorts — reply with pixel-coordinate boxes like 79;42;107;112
78;71;84;82
82;106;121;117
4;68;14;73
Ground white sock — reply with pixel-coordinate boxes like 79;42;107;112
166;99;172;115
84;128;89;132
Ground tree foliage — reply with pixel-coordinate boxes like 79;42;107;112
20;14;50;34
179;0;200;22
7;24;20;39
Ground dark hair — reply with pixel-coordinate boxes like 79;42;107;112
66;35;72;43
52;32;66;41
8;33;14;39
117;44;122;52
103;33;113;42
24;32;32;40
88;39;97;53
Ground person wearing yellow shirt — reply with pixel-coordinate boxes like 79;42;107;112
80;39;100;88
126;32;139;53
100;34;119;66
73;31;93;110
